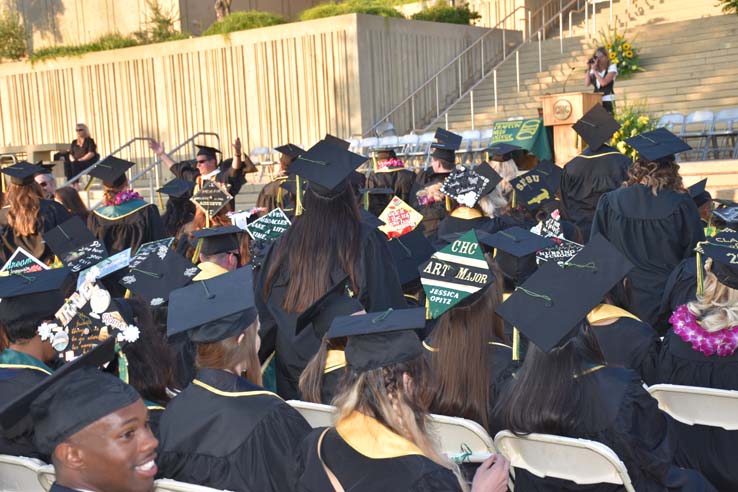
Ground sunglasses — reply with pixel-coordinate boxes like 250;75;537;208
196;159;210;164
76;128;84;132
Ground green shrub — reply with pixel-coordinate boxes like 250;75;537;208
411;1;481;25
202;10;287;35
0;9;27;61
139;0;190;43
30;33;139;62
299;0;404;21
717;0;738;15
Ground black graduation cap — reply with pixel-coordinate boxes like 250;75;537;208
191;180;233;218
430;128;462;162
195;144;221;160
388;227;435;286
274;143;304;160
713;204;738;226
167;266;257;343
625;128;691;163
288;140;367;195
324;134;351;151
327;308;425;372
120;248;199;306
536;160;562;194
157;178;195;198
688;179;711;208
698;233;738;290
486;142;523;162
1;161;46;185
0;268;72;325
37;161;55;175
510;169;556;210
441;167;502;208
44;216;96;257
496;234;633;352
87;156;135;187
572;104;620;151
295;275;363;337
483;227;555;286
192;225;241;256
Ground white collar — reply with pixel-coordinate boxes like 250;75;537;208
201;168;221;180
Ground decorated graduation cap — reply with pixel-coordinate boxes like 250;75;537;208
625;128;691;164
0;268;72;325
388;226;436;286
713;202;738;227
288;139;367;196
157;178;195;198
496;234;634;352
486;142;522;162
0;338;140;455
510;169;556;210
572;104;620;151
536;159;562;194
420;230;495;319
87;156;135;187
430;128;462;163
378;196;423;239
43;216;109;273
120;248;199;306
191;180;233;219
275;143;305;160
327;308;425;372
484;227;555;286
192;225;241;256
441;166;502;208
696;232;738;291
295;275;363;337
167;266;257;343
1;161;46;185
195;144;221;160
688;179;711;208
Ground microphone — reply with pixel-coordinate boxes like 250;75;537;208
562;64;577;94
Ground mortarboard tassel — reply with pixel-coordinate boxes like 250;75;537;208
445;195;452;212
295;176;304;216
512;328;520;361
696;250;704;297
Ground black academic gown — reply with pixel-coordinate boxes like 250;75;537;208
157;368;311;492
365;168;416;215
256;222;407;399
257;176;296;214
296;413;463;492
503;367;715;492
50;485;83;492
411;169;452;238
0;200;71;265
0;350;52;461
645;329;738;490
657;257;698;329
560;146;630;242
320;350;346;405
591;185;704;328
435;208;521;243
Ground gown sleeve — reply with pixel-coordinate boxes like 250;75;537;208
410;469;464;492
255;242;278;363
358;228;407;311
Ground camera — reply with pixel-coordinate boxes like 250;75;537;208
588;57;595;65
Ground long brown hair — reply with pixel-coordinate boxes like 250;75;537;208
624;159;685;195
428;261;505;431
195;319;262;386
54;186;89;220
263;184;361;313
6;182;44;236
299;337;347;403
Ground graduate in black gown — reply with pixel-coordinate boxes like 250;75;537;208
560;105;631;242
658;256;699;331
158;267;311;492
591;129;704;329
256;139;406;399
410;129;462;238
364;146;416;215
387;226;435;308
492;238;716;492
86;156;166;256
296;308;510;492
257;143;304;214
157;178;196;239
0;338;159;492
420;231;516;432
0;162;71;264
645;232;738;490
688;178;714;234
0;268;71;460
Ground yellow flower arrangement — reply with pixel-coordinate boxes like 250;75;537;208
609;51;617;60
610;99;656;158
596;29;642;78
625;50;633;58
622;43;631;50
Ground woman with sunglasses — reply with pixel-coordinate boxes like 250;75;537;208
65;123;99;182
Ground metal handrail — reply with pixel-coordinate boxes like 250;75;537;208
420;0;585;132
62;137;149;188
363;5;527;137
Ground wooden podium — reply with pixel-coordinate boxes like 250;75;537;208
541;92;602;165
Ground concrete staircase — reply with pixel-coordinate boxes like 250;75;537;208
444;1;736;129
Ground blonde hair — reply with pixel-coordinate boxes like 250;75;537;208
6;182;44;236
195;319;262;386
489;159;518;200
625;159;685;196
75;123;90;139
333;357;468;491
687;263;738;332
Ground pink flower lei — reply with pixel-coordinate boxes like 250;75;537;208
106;189;143;206
376;157;404;170
670;304;738;357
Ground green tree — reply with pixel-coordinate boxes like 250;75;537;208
716;0;738;14
0;8;26;61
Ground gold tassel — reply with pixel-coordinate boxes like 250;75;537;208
445;195;452;212
364;191;369;211
696;251;704;297
425;298;431;320
276;185;284;210
512;328;520;361
511;189;517;209
193;238;203;264
295;176;304;216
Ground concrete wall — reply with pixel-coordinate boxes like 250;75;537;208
0;14;501;161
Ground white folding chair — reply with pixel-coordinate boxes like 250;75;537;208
359;137;379;156
709;108;738;159
397;133;420;158
656;113;685;132
37;464;55;491
0;454;47;492
377;135;400;150
287;399;335;428
154;478;232;491
681;110;715;161
428;413;496;463
249;146;276;181
494;431;636;492
647;384;738;430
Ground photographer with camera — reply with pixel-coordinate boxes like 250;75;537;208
585;47;617;114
